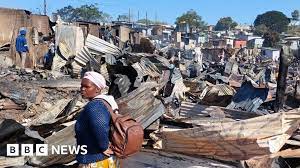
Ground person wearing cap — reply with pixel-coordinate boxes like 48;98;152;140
15;29;29;68
75;71;120;168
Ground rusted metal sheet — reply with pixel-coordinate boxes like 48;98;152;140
2;12;51;67
0;8;31;46
31;14;51;36
200;84;236;106
74;21;101;38
0;8;52;68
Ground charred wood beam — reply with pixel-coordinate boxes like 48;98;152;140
0;98;25;110
27;79;81;88
274;45;294;112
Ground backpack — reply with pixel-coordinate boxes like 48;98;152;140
98;97;144;159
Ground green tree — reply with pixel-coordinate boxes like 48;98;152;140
137;19;153;25
262;32;280;48
117;14;129;22
292;10;300;21
175;9;207;31
254;24;268;36
137;19;167;25
254;10;290;33
214;17;237;31
56;4;111;23
56;5;75;22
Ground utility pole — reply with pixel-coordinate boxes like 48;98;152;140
138;11;140;21
128;8;131;22
155;11;157;24
44;0;47;15
146;11;148;36
146;12;148;26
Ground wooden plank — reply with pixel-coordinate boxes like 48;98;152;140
0;157;25;167
160;110;300;160
0;98;25;110
285;140;300;146
271;148;300;158
122;149;236;168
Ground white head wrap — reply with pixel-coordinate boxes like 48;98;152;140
83;71;107;89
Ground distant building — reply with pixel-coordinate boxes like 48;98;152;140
0;7;53;68
236;32;257;41
284;36;300;50
207;25;214;32
261;47;280;62
234;39;247;48
74;21;101;38
234;24;252;32
289;20;300;27
176;22;190;33
247;37;264;49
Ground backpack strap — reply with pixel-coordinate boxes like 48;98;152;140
95;98;119;121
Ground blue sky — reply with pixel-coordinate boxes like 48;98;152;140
0;0;299;25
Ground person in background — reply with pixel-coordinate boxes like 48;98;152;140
44;38;55;70
76;71;120;168
15;29;29;69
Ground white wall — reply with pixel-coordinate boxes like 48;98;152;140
261;49;280;62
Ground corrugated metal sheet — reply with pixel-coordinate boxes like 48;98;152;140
54;24;84;73
200;84;236;99
226;81;269;112
75;46;100;67
131;58;161;78
180;101;211;118
86;34;122;57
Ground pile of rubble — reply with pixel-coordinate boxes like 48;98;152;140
1;32;300;168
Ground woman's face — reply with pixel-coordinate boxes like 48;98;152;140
81;78;100;100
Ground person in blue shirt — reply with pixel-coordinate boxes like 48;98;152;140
75;71;120;168
43;38;55;70
15;29;29;68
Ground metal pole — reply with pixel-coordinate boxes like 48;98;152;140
44;0;47;15
129;8;131;22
